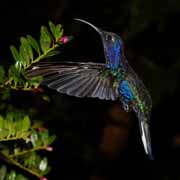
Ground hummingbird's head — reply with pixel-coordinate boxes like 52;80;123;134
74;18;124;69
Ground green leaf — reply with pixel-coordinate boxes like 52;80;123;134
15;61;23;72
46;50;60;57
41;166;51;176
30;130;38;147
0;129;9;139
55;24;63;41
15;120;23;137
39;130;49;145
19;44;29;68
0;116;9;138
15;174;28;180
0;116;9;139
6;111;14;121
8;65;19;79
0;66;5;83
5;117;14;137
48;135;56;144
6;170;16;180
0;165;7;180
56;24;62;32
49;21;56;40
39;157;48;171
10;46;20;62
40;26;52;53
24;152;41;169
22;116;31;132
0;115;4;129
48;22;63;42
27;35;40;55
28;76;42;88
8;65;21;87
20;37;33;61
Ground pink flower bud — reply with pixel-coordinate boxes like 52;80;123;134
59;36;69;44
40;177;48;180
38;127;47;132
46;146;53;152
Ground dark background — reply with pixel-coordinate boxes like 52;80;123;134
0;0;180;179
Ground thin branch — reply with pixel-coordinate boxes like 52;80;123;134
9;146;48;158
0;133;30;142
25;44;59;70
0;153;42;178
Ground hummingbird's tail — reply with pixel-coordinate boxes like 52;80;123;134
127;65;153;160
139;118;153;160
132;102;153;160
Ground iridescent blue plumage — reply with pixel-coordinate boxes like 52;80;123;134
102;33;122;69
26;19;153;159
119;80;134;103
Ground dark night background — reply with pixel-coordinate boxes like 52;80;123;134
0;0;180;179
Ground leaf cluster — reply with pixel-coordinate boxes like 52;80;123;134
2;21;66;90
0;165;28;180
0;111;56;179
0;20;71;179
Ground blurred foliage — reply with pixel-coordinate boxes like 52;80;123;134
0;21;71;179
0;165;28;180
129;0;180;35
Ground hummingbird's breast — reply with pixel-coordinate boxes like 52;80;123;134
118;80;134;103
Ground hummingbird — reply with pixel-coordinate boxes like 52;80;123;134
26;19;153;159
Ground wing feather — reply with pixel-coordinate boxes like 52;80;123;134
25;61;119;101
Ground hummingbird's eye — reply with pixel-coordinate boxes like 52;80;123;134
105;34;112;41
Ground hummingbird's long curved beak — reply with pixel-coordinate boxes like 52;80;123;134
74;18;102;35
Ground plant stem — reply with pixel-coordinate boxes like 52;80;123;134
10;158;42;178
0;153;42;178
9;146;47;158
0;133;30;142
25;44;59;70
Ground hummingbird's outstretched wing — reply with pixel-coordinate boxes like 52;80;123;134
126;64;153;159
26;61;119;100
